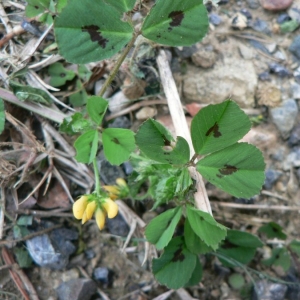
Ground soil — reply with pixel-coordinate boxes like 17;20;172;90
1;0;300;299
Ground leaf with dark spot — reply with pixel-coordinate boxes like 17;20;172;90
205;122;221;138
112;137;120;144
81;25;109;49
168;10;184;31
172;248;185;262
219;164;238;176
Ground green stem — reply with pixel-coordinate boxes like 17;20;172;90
98;30;140;97
93;158;101;196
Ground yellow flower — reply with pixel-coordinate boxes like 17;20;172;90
103;178;129;200
101;198;118;218
72;195;119;230
73;196;88;219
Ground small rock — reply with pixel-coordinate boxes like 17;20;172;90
284;273;300;300
209;13;222;26
257;82;281;107
289;35;300;60
274;50;286;61
174;45;198;58
106;213;129;236
241;127;277;150
108;91;130;113
247;0;260;9
122;161;133;175
249;40;269;54
26;225;78;270
240;8;252;19
260;0;293;12
191;46;217;68
56;279;96;300
84;249;96;259
265;43;277;53
288;1;300;23
264;169;282;189
231;13;248;29
270;99;298;139
253;280;287;300
289;123;300;146
136;107;157;120
93;267;113;286
238;43;254;59
283;147;300;170
277;13;291;24
269;63;290;77
258;71;271;81
293;66;300;79
108;116;131;129
251;18;271;35
291;82;300;99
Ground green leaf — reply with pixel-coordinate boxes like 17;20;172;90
104;0;136;12
145;207;182;250
48;62;76;87
13;225;30;239
135;119;190;164
218;246;257;267
191;100;251;155
290;240;300;257
186;205;227;250
54;0;133;64
184;218;213;254
74;130;98;164
78;65;92;82
17;216;33;226
60;112;94;135
228;273;245;290
56;0;68;13
69;80;88;107
0;98;4;134
152;237;197;289
86;96;108;125
13;247;32;268
196;143;265;199
102;128;135;165
9;81;52;106
152;176;177;209
141;0;208;46
258;222;287;240
175;168;192;194
263;247;291;272
184;257;203;287
25;0;50;17
226;230;263;248
280;20;300;33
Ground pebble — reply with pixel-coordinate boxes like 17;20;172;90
257;82;281;107
291;82;300;99
284;273;300;300
260;0;293;12
264;169;282;189
253;280;287;300
26;225;78;270
269;63;290;77
240;8;252;20
288;124;300;146
289;35;300;60
122;77;146;100
288;6;300;23
108;91;130;113
251;18;271;35
209;13;222;26
108;116;131;129
122;161;133;175
238;43;254;60
283;146;300;170
106;213;129;236
247;0;260;9
231;13;248;29
93;267;113;286
56;279;96;300
136;107;157;120
191;46;217;68
174;45;197;58
277;13;291;24
270;99;298;139
249;40;269;54
258;71;271;81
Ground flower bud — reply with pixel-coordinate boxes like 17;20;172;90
95;208;106;230
73;196;88;219
102;198;118;218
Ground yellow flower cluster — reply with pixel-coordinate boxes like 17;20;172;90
73;196;118;230
73;178;128;230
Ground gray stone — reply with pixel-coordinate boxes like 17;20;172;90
183;57;257;108
253;280;287;300
270;99;298;139
291;82;300;99
289;35;300;60
56;279;96;300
